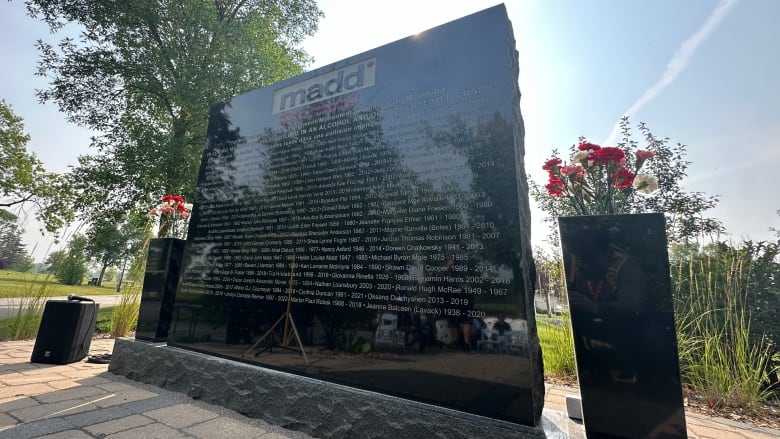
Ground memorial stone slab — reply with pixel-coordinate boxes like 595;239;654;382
166;4;543;429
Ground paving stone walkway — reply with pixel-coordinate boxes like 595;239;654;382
1;338;777;438
0;339;311;439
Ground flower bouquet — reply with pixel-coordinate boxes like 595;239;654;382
148;194;193;238
542;142;657;215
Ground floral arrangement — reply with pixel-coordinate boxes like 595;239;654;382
542;142;658;215
148;194;193;238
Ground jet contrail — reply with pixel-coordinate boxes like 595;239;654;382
683;144;780;184
604;0;739;145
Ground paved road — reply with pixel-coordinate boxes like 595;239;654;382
0;295;125;319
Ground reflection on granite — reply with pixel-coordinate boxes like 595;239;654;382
559;213;687;438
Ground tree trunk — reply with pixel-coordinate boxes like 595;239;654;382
98;261;109;286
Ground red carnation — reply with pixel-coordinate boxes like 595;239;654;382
542;157;562;171
560;165;580;176
592;146;625;164
612;167;634;189
545;174;565;196
162;194;182;203
636;149;654;160
578;142;601;151
151;194;192;239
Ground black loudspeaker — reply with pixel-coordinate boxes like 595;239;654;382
31;300;99;364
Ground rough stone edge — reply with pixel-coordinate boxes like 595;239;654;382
505;3;546;423
108;338;545;439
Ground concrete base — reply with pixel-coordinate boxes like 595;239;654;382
109;338;549;438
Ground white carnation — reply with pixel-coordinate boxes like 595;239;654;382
632;174;658;194
572;150;590;162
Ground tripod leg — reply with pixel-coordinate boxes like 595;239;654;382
286;314;309;365
241;313;286;358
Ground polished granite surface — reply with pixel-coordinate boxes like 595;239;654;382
560;214;687;438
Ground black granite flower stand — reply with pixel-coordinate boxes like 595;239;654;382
135;237;186;342
559;213;687;439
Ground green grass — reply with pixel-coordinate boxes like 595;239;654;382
538;315;576;378
0;269;142;340
0;305;116;340
96;305;116;333
0;270;131;298
6;277;51;339
109;284;141;338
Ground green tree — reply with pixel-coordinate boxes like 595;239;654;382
532;117;723;244
770;209;780;238
27;0;322;219
738;240;780;351
103;267;117;282
0;100;73;232
534;247;566;315
84;212;148;285
10;253;35;273
0;210;27;269
56;235;88;285
44;249;66;273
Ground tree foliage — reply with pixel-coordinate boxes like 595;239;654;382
84;211;149;285
0;211;28;270
9;253;35;273
55;235;88;285
44;249;66;273
0;100;73;232
27;0;322;220
770;209;780;238
534;246;566;314
532;117;723;244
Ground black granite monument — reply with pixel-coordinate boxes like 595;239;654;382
559;213;687;438
163;4;542;430
136;238;186;342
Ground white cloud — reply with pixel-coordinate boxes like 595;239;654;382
603;0;739;145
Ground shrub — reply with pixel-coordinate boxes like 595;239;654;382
674;247;778;409
56;256;87;285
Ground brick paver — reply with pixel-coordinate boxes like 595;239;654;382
0;338;776;439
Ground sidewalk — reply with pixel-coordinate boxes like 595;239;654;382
0;338;777;439
0;296;124;319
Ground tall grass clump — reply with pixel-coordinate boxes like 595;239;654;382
538;315;576;378
110;282;141;337
8;283;48;340
674;248;778;409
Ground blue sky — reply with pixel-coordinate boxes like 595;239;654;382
1;0;779;260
